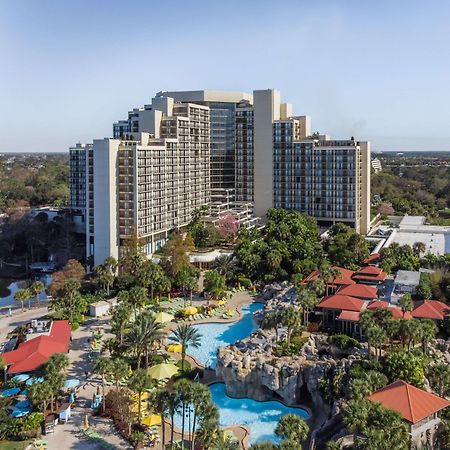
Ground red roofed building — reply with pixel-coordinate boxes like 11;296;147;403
3;320;71;374
352;266;387;285
368;300;412;320
337;284;379;300
303;266;355;294
412;300;450;321
317;295;367;337
368;380;450;447
363;252;380;265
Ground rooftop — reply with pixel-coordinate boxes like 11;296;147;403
395;270;421;286
368;380;450;424
337;284;379;300
411;300;450;320
318;295;367;312
304;266;355;286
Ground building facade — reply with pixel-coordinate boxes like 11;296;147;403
70;89;371;266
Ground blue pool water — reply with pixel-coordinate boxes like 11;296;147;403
174;383;310;444
186;302;263;368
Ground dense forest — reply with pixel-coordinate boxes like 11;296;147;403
372;152;450;224
0;153;69;213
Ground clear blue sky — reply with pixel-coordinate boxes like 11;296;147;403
1;0;449;152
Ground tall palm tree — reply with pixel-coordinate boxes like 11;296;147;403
261;311;281;342
108;357;129;390
150;389;171;450
281;306;302;344
129;368;153;424
399;293;414;318
125;312;165;368
127;286;149;319
169;324;202;372
14;288;31;312
30;280;45;308
92;356;111;412
296;286;318;326
211;254;236;281
275;413;309;447
111;300;132;345
419;318;437;352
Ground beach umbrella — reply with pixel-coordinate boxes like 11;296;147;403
166;343;182;353
64;379;80;389
148;363;178;380
142;414;161;427
15;400;30;409
84;415;89;430
11;408;30;417
12;374;30;383
26;377;44;386
183;306;198;316
1;387;21;397
154;312;174;324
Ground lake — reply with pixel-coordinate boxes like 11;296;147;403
0;275;52;309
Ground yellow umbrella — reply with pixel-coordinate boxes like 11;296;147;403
148;363;179;380
142;414;162;427
154;312;174;324
217;300;226;306
130;391;149;402
84;414;89;430
166;343;183;353
183;306;198;316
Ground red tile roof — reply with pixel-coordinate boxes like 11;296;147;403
412;300;450;320
3;320;71;374
363;253;380;264
318;295;367;312
337;284;379;300
368;380;450;424
304;266;355;286
352;266;387;283
368;300;412;320
337;310;361;321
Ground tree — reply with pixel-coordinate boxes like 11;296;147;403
150;389;171;449
30;280;45;308
399;293;413;318
417;273;432;300
136;260;169;300
125;312;165;368
344;399;409;450
428;364;450;397
275;413;309;448
14;288;31;312
48;259;85;297
378;202;395;216
163;232;195;278
93;263;114;295
325;223;370;269
175;265;199;306
169;323;202;371
412;241;426;257
28;380;53;414
215;213;238;240
281;306;303;344
384;351;425;387
204;269;226;300
249;443;279;450
50;279;86;324
296;285;318;326
119;235;145;276
111;300;132;346
262;311;281;342
127;286;149;319
129;368;153;424
93;356;111;413
418;318;437;352
211;254;236;282
107;358;129;390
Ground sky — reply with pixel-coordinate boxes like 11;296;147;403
0;0;449;153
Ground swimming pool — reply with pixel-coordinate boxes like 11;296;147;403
174;383;310;444
185;302;263;368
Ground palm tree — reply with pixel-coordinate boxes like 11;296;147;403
366;325;387;360
111;301;132;345
399;293;414;318
419;318;437;352
211;254;236;281
249;442;278;450
30;280;45;308
189;383;211;450
169;323;202;372
14;288;30;312
94;264;113;295
137;260;166;300
92;356;111;412
129;368;153;424
167;390;181;445
28;380;53;414
104;256;118;276
261;311;281;342
150;389;171;449
428;363;450;397
296;286;318;326
275;413;309;447
125;312;165;368
127;286;149;319
281;306;302;344
108;357;129;390
412;241;426;257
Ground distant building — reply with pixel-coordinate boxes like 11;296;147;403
394;270;422;294
371;157;382;173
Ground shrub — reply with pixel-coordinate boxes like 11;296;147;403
328;334;360;350
275;336;308;357
238;277;252;288
71;322;80;331
130;430;145;445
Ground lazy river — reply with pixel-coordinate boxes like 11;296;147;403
186;302;263;368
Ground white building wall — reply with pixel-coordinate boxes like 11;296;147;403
253;89;280;219
93;139;120;266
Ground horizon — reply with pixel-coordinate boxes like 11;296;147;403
1;0;450;152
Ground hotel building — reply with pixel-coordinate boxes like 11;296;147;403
70;89;371;266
